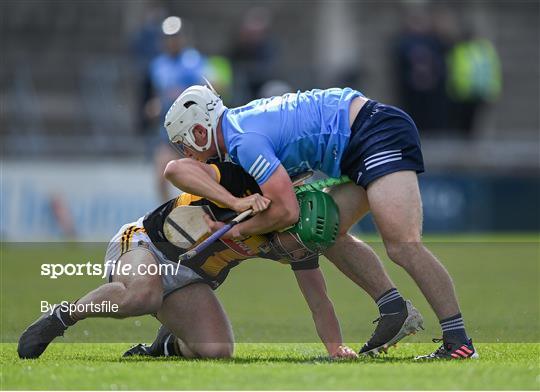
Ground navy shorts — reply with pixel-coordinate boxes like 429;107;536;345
341;100;424;188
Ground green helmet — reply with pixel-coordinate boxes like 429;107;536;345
289;190;340;252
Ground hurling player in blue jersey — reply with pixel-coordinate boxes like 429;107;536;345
163;85;477;360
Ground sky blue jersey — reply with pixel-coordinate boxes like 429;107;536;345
221;88;363;184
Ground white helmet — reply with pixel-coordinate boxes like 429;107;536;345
164;82;227;159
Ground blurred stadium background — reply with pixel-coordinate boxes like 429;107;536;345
1;0;539;239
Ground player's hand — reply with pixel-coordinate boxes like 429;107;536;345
231;193;271;215
203;214;243;240
330;345;359;360
203;214;225;233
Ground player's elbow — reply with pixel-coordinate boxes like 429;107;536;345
163;158;190;181
281;203;300;228
268;207;297;231
163;159;179;180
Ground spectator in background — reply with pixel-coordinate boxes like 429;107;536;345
229;7;277;104
146;16;207;201
206;55;233;105
394;8;450;133
446;27;502;136
129;4;166;135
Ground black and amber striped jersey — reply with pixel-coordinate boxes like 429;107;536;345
143;162;318;289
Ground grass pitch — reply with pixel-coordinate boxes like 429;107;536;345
1;234;539;389
1;343;538;390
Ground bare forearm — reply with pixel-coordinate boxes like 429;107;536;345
164;160;236;208
311;300;344;355
235;205;295;236
294;269;344;356
236;164;299;236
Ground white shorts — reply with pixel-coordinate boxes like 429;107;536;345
104;217;206;297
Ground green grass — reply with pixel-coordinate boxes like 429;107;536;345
1;343;539;390
1;234;539;389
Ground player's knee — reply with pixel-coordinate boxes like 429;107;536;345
385;240;424;268
324;233;345;253
324;233;355;259
337;222;352;236
195;343;233;359
335;209;358;235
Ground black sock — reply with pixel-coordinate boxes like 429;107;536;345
149;333;180;357
54;304;77;327
440;313;469;343
376;288;406;314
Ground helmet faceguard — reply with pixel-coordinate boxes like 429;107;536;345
164;81;227;161
268;231;318;263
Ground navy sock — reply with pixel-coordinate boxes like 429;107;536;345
376;288;406;314
440;313;469;343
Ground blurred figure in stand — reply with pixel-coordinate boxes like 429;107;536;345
129;4;166;137
394;8;450;133
229;7;277;104
446;27;502;136
145;16;207;201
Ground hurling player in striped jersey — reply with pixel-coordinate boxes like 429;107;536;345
18;162;357;360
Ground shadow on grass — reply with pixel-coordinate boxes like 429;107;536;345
61;353;417;364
